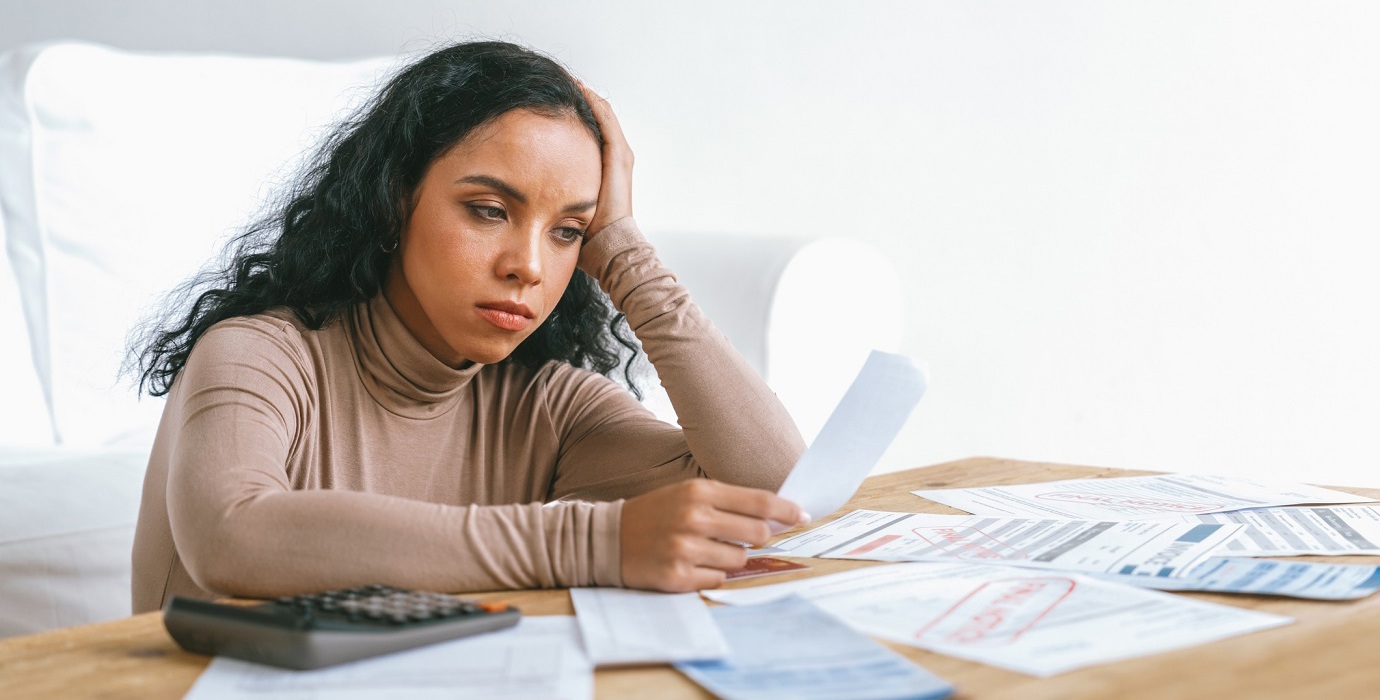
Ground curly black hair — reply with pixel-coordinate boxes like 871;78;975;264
130;41;641;398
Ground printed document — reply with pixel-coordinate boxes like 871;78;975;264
914;473;1370;521
569;588;728;666
1094;557;1380;600
675;596;953;700
182;615;591;700
1179;505;1380;556
702;562;1291;676
771;509;1242;577
774;350;926;531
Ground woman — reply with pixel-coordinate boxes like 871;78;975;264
130;41;808;614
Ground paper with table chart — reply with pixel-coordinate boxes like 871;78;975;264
773;350;926;532
701;562;1291;676
770;509;1244;577
181;616;591;700
1178;505;1380;556
1091;557;1380;600
569;588;728;666
674;596;953;700
913;473;1372;521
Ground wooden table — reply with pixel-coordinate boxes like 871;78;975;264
3;457;1378;699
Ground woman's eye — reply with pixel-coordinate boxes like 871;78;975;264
553;227;586;244
467;204;506;221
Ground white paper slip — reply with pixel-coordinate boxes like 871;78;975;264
1179;505;1380;556
774;350;926;533
570;588;729;666
772;509;1243;577
702;562;1291;677
913;473;1372;521
745;545;791;558
1092;557;1380;600
675;596;953;700
182;615;591;700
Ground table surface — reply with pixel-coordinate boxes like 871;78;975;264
3;457;1378;700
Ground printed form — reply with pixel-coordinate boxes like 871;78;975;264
182;616;591;700
702;562;1290;676
771;509;1243;577
914;473;1371;521
675;596;953;700
1179;505;1380;556
1093;557;1380;600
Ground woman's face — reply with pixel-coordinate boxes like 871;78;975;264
385;109;602;367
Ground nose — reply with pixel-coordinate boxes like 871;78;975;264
495;225;543;285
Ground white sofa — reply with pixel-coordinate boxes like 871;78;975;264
0;42;902;638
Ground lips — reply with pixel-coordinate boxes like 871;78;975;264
475;301;535;332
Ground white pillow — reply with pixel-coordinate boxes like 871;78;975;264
0;212;53;447
0;42;395;447
652;234;903;443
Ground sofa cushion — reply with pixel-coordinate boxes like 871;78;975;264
0;43;394;447
0;448;147;638
0;214;53;447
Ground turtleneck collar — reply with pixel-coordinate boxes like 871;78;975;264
349;294;484;419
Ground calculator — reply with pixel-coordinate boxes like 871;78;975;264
163;584;521;670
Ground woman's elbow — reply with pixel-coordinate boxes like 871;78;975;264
179;527;268;597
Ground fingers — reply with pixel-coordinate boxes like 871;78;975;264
654;540;744;593
704;510;775;547
701;480;810;528
576;81;631;161
619;479;809;593
573;80;633;235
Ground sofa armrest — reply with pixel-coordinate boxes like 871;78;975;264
647;233;904;443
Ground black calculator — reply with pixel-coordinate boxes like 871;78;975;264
163;584;521;670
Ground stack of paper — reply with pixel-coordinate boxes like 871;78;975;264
771;509;1245;578
703;562;1291;677
911;473;1371;521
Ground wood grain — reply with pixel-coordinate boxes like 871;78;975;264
2;457;1376;699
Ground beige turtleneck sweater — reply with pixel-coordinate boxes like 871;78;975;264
131;219;806;613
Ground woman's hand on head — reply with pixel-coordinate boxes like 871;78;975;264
619;479;810;593
577;82;634;239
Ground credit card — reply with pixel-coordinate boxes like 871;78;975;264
725;557;811;581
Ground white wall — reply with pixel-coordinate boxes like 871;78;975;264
4;1;1378;485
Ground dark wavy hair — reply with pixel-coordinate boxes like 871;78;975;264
130;41;641;398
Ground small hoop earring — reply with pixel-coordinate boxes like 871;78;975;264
380;237;399;253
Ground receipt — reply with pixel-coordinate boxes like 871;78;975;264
775;350;926;531
569;588;728;666
182;616;592;700
675;596;953;700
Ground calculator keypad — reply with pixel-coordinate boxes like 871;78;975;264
271;585;501;626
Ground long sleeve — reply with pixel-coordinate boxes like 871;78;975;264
132;219;810;609
549;218;807;499
155;319;621;604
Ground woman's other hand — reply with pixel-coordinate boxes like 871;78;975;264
619;479;810;592
577;82;633;239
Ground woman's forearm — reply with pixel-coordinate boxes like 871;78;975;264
169;487;623;596
578;218;806;492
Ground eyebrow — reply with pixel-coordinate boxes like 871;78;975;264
455;174;597;214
